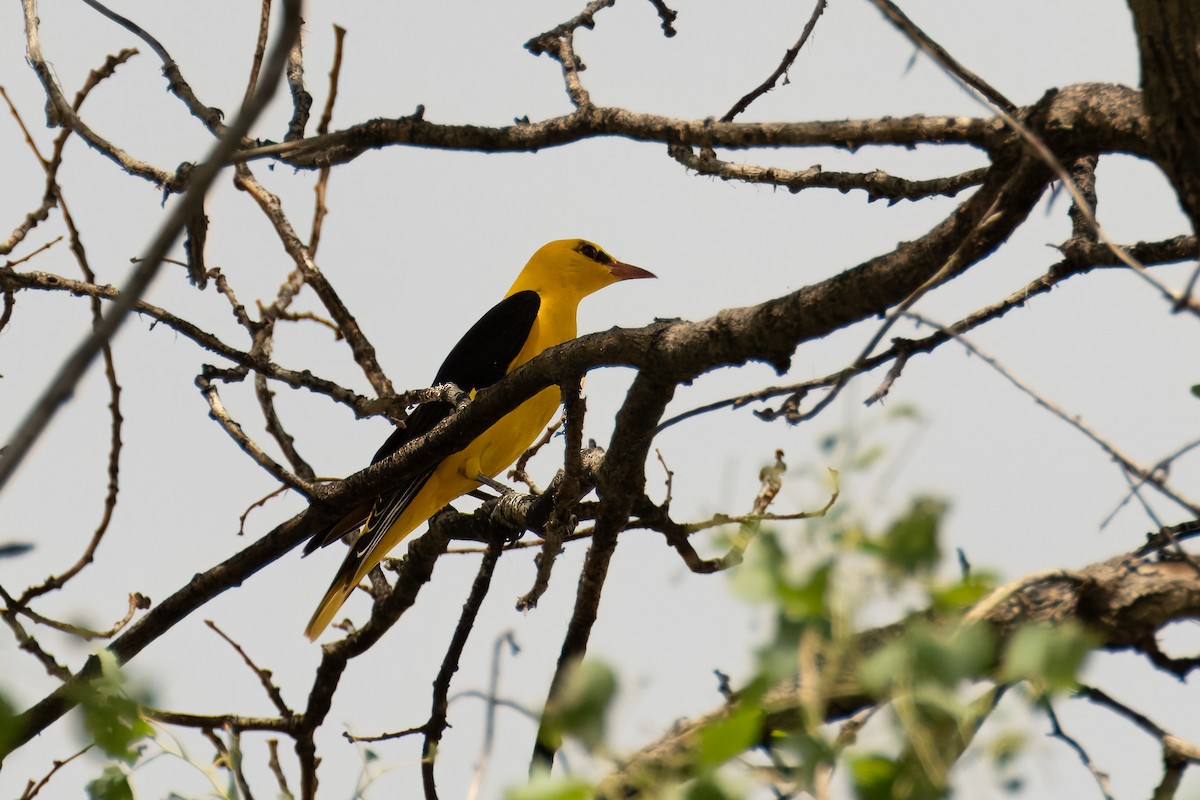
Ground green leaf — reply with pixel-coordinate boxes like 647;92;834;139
850;754;901;800
847;444;885;471
859;620;994;695
1191;384;1200;399
506;775;593;800
729;530;787;603
696;700;763;767
683;774;736;800
1001;622;1097;695
931;573;997;612
860;637;911;695
0;691;19;757
914;622;995;687
73;651;153;763
988;731;1026;768
779;562;831;622
538;660;616;753
773;731;837;788
850;753;944;800
887;403;922;421
87;765;133;800
880;497;947;576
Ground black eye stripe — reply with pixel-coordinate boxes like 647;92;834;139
578;243;612;264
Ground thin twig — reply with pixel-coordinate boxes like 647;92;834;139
18;744;93;800
21;0;174;186
256;373;317;482
197;372;316;495
721;0;827;122
422;536;504;799
530;376;675;773
11;592;149;641
509;415;563;493
5;50;130;604
205;620;294;717
267;739;294;800
284;21;312;141
204;726;257;800
1044;702;1115;800
1101;437;1200;532
466;631;520;800
309;24;347;257
238;485;291;536
78;0;226;133
516;380;584;611
0;585;71;680
904;311;1200;520
242;0;272;103
233;165;396;399
865;0;1016;115
1;267;378;414
670;144;986;201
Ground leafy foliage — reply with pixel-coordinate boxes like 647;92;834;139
537;660;618;754
86;765;134;800
1001;621;1098;697
72;652;153;763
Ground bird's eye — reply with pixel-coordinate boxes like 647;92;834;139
578;243;612;264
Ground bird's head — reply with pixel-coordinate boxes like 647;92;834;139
507;239;655;301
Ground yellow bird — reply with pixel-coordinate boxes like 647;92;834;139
303;239;654;639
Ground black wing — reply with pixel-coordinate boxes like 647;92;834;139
302;291;541;555
369;288;541;464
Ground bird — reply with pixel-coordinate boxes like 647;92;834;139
303;239;654;639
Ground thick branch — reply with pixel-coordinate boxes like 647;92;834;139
234;84;1148;170
1129;1;1200;238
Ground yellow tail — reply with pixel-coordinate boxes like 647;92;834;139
304;577;357;640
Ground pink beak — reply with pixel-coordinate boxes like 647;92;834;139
608;261;656;281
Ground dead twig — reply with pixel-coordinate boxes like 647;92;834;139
205;619;294;718
721;0;828;122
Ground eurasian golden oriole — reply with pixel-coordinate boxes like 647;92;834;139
303;239;653;638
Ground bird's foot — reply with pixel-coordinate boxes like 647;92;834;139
475;473;514;495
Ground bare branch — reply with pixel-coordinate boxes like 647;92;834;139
904;312;1200;519
721;0;827;122
516;380;584;612
309;24;347;258
466;632;521;800
865;0;1017;115
670;144;986;201
0;268;376;413
267;739;293;799
205;620;294;718
284;25;312;141
1044;702;1116;800
77;0;226;133
531;374;676;772
197;371;316;496
423;537;505;799
233;165;396;399
18;745;92;800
